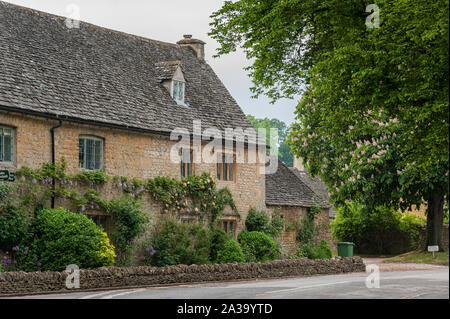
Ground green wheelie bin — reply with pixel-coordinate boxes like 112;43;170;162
337;242;355;257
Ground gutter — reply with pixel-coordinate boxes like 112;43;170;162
50;119;62;209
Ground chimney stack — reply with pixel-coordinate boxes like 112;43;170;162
177;35;206;61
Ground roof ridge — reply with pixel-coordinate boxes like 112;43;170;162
0;0;179;48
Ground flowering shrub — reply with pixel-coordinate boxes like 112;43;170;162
1;245;42;272
237;231;281;262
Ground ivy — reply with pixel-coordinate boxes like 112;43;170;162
296;205;322;245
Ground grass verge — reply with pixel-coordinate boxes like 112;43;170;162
382;250;449;265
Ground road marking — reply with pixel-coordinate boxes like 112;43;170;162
100;289;146;299
401;293;428;299
263;280;353;294
79;291;122;299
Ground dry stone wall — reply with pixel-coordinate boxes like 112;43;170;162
0;257;366;296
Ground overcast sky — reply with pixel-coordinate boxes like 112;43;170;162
4;0;298;125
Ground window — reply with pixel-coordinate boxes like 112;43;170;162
0;126;14;163
172;80;185;104
222;220;236;236
79;136;103;170
217;153;234;181
181;148;193;178
89;214;112;234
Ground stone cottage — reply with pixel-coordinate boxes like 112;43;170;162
265;157;334;252
0;2;333;249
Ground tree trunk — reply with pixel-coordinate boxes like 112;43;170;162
426;192;445;251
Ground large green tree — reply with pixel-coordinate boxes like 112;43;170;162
210;0;449;249
247;115;294;167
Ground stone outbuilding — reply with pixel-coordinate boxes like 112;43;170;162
266;158;335;253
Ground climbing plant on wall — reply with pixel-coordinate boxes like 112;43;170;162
296;205;322;245
14;159;237;223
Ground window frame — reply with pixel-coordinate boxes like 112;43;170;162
88;214;112;234
78;135;104;171
216;153;235;182
0;125;14;163
171;79;185;105
221;219;237;237
180;147;193;178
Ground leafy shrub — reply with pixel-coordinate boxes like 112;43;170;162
29;208;115;271
245;208;285;237
297;240;332;260
216;240;245;264
209;227;230;263
331;202;426;255
143;217;212;267
105;197;148;266
237;231;280;262
96;232;116;267
245;209;270;232
0;206;30;251
0;183;31;250
289;249;308;259
316;240;333;259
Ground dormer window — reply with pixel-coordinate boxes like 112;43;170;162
172;80;185;104
155;61;188;106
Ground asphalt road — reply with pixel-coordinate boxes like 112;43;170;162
8;269;449;299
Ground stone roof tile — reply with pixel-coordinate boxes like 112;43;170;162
0;1;253;135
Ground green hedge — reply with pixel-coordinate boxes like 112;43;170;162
331;202;426;255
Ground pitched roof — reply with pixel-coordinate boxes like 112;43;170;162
290;168;336;215
290;168;330;203
265;157;327;208
0;2;254;135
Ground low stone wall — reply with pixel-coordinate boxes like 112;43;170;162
0;257;365;296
